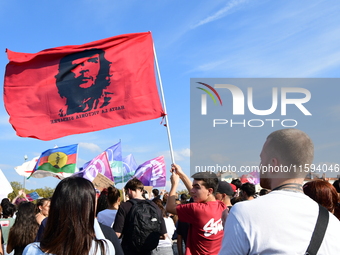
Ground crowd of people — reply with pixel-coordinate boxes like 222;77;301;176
1;128;340;255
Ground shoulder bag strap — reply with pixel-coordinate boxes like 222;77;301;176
305;204;329;255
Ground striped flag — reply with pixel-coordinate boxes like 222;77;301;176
26;191;40;201
29;144;78;179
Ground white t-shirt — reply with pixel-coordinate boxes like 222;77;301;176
23;240;115;255
97;209;118;228
219;190;340;255
157;217;176;248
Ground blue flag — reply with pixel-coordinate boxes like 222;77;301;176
105;142;123;181
114;154;138;184
27;191;40;201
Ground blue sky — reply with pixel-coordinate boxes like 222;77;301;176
1;0;340;192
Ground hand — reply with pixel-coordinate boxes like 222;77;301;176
171;163;184;177
170;171;180;186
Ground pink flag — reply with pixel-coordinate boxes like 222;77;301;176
134;156;166;187
77;152;114;182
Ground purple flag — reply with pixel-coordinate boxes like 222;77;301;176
123;154;137;173
134;156;166;187
76;152;113;182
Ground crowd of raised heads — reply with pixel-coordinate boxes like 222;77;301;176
1;129;339;255
1;177;338;255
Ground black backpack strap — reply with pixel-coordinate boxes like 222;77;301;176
305;204;329;255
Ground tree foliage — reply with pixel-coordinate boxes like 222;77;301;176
7;181;55;202
177;189;190;198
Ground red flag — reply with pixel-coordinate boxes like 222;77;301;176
4;32;165;140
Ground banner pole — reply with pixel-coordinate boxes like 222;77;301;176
153;43;176;165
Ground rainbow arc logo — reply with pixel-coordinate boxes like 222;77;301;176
196;82;222;115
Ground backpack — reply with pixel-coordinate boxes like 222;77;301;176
124;199;162;253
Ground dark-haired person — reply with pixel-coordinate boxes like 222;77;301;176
240;182;256;201
166;164;226;255
0;202;16;255
96;189;109;216
219;129;340;254
7;202;39;255
231;179;242;197
179;193;188;204
97;187;121;227
113;177;166;255
35;198;50;225
152;189;160;200
55;49;113;116
23;177;115;255
259;188;270;196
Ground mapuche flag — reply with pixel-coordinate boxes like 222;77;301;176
29;144;78;179
4;32;165;140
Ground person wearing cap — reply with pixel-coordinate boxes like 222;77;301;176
166;164;226;255
215;181;234;209
215;181;235;226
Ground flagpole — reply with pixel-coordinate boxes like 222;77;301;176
23;155;28;191
153;42;176;165
120;139;124;185
75;144;80;173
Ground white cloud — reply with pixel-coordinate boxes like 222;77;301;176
173;148;191;161
0;114;9;125
183;1;340;78
0;163;12;169
191;0;248;29
315;142;340;152
77;157;88;168
79;142;101;153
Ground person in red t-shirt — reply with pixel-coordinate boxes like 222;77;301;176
166;164;226;255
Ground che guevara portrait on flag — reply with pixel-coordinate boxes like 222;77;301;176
4;32;165;141
55;48;113;116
